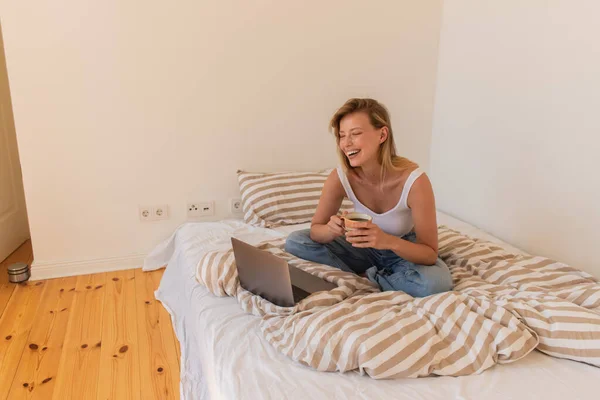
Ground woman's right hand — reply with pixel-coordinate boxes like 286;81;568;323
327;213;346;237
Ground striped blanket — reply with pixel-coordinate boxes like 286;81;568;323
195;226;600;378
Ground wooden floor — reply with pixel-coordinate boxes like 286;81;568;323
0;241;180;399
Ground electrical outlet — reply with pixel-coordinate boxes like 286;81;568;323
154;204;169;220
230;198;243;214
188;201;214;218
139;206;153;222
139;204;169;222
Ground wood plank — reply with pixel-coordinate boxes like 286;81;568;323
0;283;16;320
135;269;179;399
0;240;32;285
0;281;46;399
51;273;107;400
97;269;140;400
7;276;78;399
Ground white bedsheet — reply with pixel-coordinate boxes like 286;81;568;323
144;212;598;400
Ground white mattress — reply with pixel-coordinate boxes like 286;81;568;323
143;212;598;400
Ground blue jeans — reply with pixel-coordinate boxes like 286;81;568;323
284;229;453;298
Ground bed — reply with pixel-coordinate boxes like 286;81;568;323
143;212;599;400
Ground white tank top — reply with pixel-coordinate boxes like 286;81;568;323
336;167;425;237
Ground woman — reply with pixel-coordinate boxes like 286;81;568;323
285;98;453;297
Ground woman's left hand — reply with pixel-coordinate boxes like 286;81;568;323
345;221;393;250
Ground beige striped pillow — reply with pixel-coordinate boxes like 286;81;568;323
237;169;353;227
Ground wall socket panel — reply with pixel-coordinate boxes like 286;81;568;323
188;201;214;218
230;198;243;214
139;205;169;222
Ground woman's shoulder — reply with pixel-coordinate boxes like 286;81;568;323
388;166;418;186
328;166;345;182
324;168;346;193
397;165;425;182
406;170;433;206
408;166;426;179
401;166;427;187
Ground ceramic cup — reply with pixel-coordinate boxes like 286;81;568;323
342;212;372;231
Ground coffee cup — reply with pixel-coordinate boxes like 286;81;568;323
342;212;372;231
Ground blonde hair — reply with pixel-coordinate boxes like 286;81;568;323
329;98;418;184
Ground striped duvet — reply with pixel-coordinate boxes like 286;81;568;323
195;226;600;378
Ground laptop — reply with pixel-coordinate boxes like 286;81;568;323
231;237;337;307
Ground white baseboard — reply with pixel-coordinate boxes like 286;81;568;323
30;254;146;281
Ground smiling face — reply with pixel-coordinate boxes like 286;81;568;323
338;112;388;168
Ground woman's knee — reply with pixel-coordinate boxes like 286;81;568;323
388;260;452;297
284;229;314;254
421;263;453;296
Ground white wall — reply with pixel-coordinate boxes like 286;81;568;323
431;1;600;276
1;1;443;273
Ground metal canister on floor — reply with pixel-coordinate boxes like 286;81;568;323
7;262;30;283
